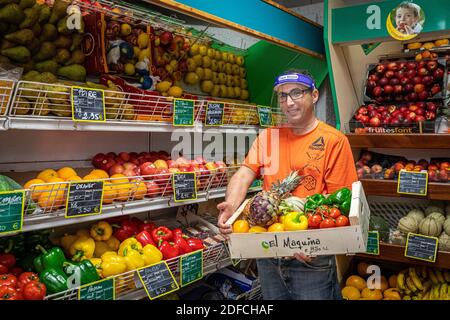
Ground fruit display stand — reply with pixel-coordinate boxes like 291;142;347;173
0;79;15;130
325;0;450;294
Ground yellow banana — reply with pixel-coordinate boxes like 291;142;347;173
420;266;428;279
435;269;445;284
440;283;448;300
397;271;406;290
429;269;439;285
433;284;441;300
448;284;450;296
409;267;424;290
422;280;432;293
412;295;420;300
403;295;411;300
443;270;450;282
406;276;418;293
430;286;435;300
422;291;430;300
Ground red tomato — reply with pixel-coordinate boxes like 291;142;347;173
315;205;330;217
329;208;342;219
9;267;23;278
0;286;22;300
18;272;39;289
0;254;15;269
336;215;350;227
0;274;17;288
320;218;336;229
308;214;323;229
23;282;46;300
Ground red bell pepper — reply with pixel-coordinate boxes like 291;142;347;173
0;253;16;269
0;286;22;300
113;218;140;242
174;237;192;255
158;241;179;260
139;221;156;233
0;274;18;287
152;226;173;243
172;228;190;240
186;238;204;251
136;230;156;247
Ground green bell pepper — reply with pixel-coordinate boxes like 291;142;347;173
34;245;66;272
39;268;69;294
328;187;352;216
63;260;100;286
304;194;326;212
340;199;351;215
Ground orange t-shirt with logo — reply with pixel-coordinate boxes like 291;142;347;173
242;121;357;197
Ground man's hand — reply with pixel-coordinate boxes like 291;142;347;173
217;201;234;237
294;252;314;263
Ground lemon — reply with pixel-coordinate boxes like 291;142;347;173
168;86;183;98
120;23;132;36
248;226;267;233
133;46;141;57
137;33;149;49
156;81;172;93
184;72;199;85
124;63;136;76
200;80;214;93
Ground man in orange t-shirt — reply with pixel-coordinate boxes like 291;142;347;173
217;69;357;300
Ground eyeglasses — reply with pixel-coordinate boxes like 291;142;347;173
277;88;311;103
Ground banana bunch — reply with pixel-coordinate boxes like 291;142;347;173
398;266;450;300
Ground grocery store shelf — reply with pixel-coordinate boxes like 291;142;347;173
357;243;450;269
347;134;450;149
360;179;450;200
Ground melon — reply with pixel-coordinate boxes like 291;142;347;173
438;232;450;251
397;216;418;234
427;212;445;226
425;205;445;216
406;209;425;224
419;217;442;237
443;219;450;236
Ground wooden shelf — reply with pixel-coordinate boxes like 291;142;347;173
357;243;450;270
346;134;450;149
360;179;450;200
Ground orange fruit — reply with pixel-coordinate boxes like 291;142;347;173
38;190;65;210
341;286;361;300
346;275;366;291
66;176;82;182
37;169;58;182
57;167;77;180
83;174;101;181
388;275;397;288
367;275;388;291
24;178;47;201
383;288;401;300
361;287;383;300
268;223;284;232
47;177;68;192
248;226;267;233
130;180;147;200
110;174;129;184
115;183;132;201
102;182;118;204
90;169;109;179
232;220;249;233
357;261;370;278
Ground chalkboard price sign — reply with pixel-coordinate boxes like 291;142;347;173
78;278;115;300
173;98;195;126
366;231;380;255
173;172;197;202
0;190;25;235
405;233;438;263
205;102;224;126
397;170;428;196
180;250;203;287
257;105;273;127
65;181;104;218
137;262;179;300
71;87;106;122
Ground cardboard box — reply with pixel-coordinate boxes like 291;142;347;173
225;181;370;259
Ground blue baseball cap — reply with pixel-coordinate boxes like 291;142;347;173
274;73;315;90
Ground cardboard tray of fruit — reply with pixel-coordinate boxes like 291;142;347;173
225;181;370;259
363;59;447;104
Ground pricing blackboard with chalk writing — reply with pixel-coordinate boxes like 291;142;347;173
366;231;380;255
258;105;273;127
173;99;195;126
65;181;104;218
0;191;25;235
71;87;106;122
173;173;197;202
205;102;224;126
180;250;203;286
405;233;438;263
397;170;428;196
137;262;179;300
78;278;115;300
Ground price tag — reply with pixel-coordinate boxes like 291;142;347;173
65;181;104;218
78;278;115;300
137;261;179;300
71;87;106;122
397;170;428;196
180;250;203;287
366;231;380;255
173;98;195;126
0;190;25;235
405;233;438;263
205;102;224;126
172;172;197;202
257;105;273;127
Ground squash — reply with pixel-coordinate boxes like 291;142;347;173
407;209;425;224
278;196;305;213
419;217;442;237
397;216;418;234
445;204;450;217
438;232;450;251
443;219;450;236
427;212;445;226
425;205;445;216
369;216;390;242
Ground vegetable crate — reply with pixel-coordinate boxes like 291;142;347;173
44;241;227;300
226;181;371;258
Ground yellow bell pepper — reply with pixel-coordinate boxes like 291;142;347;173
94;241;113;258
100;252;127;277
142;244;163;266
90;221;113;241
118;238;142;256
123;249;145;271
70;236;96;261
60;234;78;255
88;258;103;278
106;236;120;251
283;211;308;231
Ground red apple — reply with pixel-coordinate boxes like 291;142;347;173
388;105;397;113
431;84;441;95
369;110;380;118
395;70;406;79
399;62;407;70
359;115;370;124
390;118;401;125
413;165;424;172
357;168;365;179
384;85;394;94
406;112;416;121
385;70;395;78
389;78;400;86
394;85;403;94
426;111;436;119
367;80;377;90
369;117;381;127
368;74;379;82
418;91;429;100
412;76;423;85
416;108;425;116
418;67;429;76
378;77;389;86
406;69;417;78
387;62;398;71
426;102;437;112
428;170;439;182
145;181;162;198
367;104;377;112
408;105;418;112
422;76;434;86
375;64;386;74
428;164;439;171
407;62;417;70
438;169;449;182
372;86;383;97
384;168;395;179
407;92;418;101
123;162;137;171
166;160;177;169
400;77;410;85
427;60;438;71
160;31;173;46
415;115;426;122
357;106;368;115
417;61;427;68
405;163;415;171
119;152;130;162
99;158;116;172
440;162;450;170
394;162;405;173
371;164;383;174
109;164;124;175
433;68;444;79
92;153;106;168
130;152;139;158
123;168;137;177
114;157;125;165
140;162;157;178
418;159;429;169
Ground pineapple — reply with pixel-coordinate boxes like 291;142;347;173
243;171;302;227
